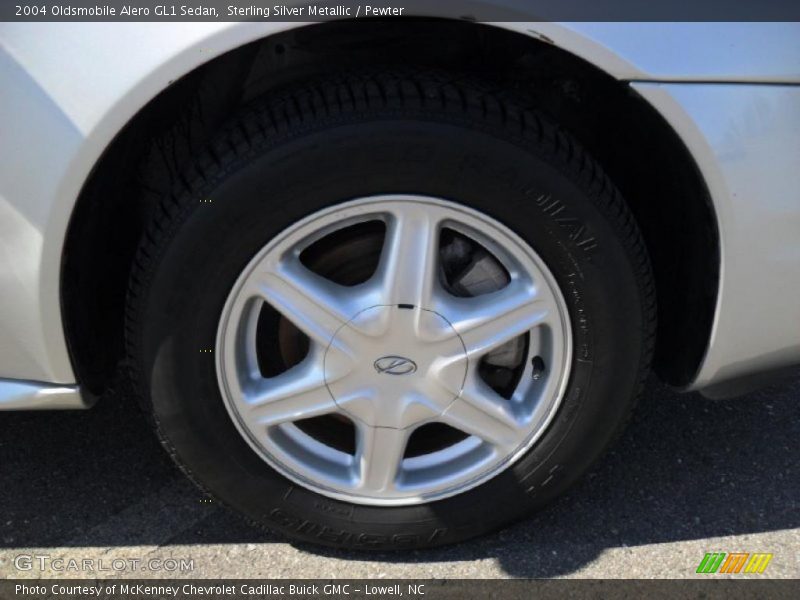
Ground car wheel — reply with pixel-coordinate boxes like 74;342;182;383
126;69;655;549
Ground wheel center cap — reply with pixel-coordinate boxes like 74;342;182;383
323;305;467;429
373;355;418;375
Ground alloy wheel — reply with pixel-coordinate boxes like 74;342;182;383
216;195;572;505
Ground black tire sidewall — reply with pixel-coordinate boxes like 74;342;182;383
135;117;648;549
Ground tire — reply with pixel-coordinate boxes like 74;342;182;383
126;68;655;550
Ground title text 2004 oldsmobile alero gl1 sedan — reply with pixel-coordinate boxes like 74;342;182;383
1;20;799;549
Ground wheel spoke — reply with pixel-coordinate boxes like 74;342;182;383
246;361;336;428
441;377;524;452
447;281;549;358
355;425;409;493
376;204;440;307
254;261;353;346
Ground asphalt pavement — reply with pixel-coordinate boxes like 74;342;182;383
1;371;798;579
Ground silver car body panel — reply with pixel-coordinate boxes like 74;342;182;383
0;379;88;410
0;21;798;408
632;82;800;390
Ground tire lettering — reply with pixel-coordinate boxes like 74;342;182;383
267;508;448;547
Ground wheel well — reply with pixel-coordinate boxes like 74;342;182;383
62;19;718;395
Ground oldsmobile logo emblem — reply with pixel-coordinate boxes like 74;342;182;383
373;355;417;376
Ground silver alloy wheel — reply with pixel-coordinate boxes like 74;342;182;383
216;195;572;506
